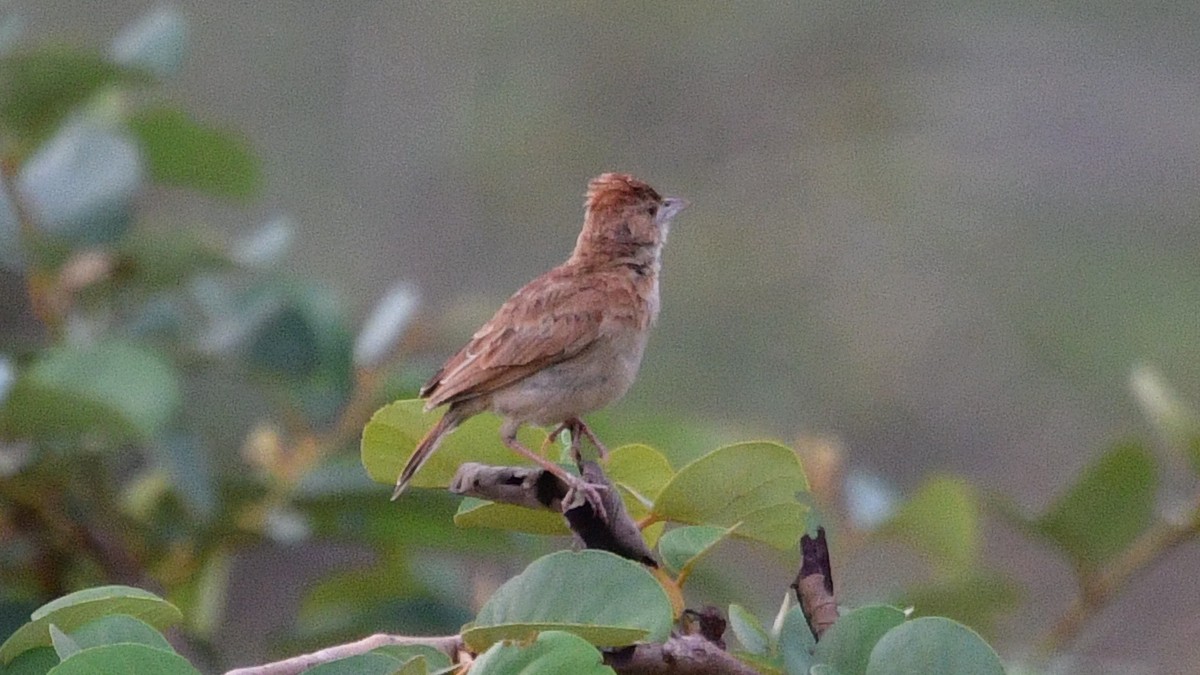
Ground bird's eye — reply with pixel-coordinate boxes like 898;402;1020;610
646;204;658;216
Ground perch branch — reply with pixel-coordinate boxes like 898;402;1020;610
450;460;657;565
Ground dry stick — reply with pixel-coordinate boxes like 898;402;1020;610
792;527;839;640
224;634;465;675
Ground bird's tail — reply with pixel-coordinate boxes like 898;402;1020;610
392;408;461;500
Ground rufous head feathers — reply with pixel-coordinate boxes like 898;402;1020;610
573;173;688;265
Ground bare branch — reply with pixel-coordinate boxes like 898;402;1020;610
224;633;464;675
450;460;657;565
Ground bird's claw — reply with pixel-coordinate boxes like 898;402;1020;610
563;474;609;523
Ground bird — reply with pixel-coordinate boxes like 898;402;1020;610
392;172;688;518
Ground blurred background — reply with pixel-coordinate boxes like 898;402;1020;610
3;1;1200;673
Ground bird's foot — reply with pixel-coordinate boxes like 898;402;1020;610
562;473;609;523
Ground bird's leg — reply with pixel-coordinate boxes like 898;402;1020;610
565;416;610;460
502;423;607;522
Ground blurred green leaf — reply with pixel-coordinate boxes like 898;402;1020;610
248;304;320;379
17;123;141;244
46;643;198;675
728;603;771;657
1035;441;1155;570
649;442;808;550
463;551;672;652
300;652;405;675
154;433;216;521
361;399;545;490
864;617;1004;675
110;6;188;78
0;49;149;144
0;340;180;443
877;477;978;576
901;571;1021;636
59;614;173;656
778;606;815;675
128;106;260;200
812;605;905;675
114;229;230;290
471;631;612;675
454;497;568;535
1;586;181;664
658;525;732;577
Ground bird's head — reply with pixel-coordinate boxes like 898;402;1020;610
572;172;688;266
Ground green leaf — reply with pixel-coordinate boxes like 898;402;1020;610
0;49;150;144
777;606;814;675
2;647;59;675
47;627;79;662
812;606;906;675
877;477;978;576
47;643;198;675
1035;441;1156;569
470;631;613;675
0;340;180;443
649;442;808;550
128;106;261;200
864;617;1004;675
658;525;733;577
370;644;452;671
300;652;405;675
727;604;770;657
462;551;672;652
67;615;172;653
454;498;568;535
0;586;182;664
361;399;546;490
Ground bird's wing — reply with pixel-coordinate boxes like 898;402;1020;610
420;266;641;408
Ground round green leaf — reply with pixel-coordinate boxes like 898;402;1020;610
727;603;770;657
877;477;978;575
463;550;672;652
2;647;59;675
658;525;732;576
471;631;613;675
1035;441;1156;569
1;586;182;664
864;617;1004;675
650;442;808;550
68;615;172;653
778;605;815;675
603;443;674;507
47;643;198;675
300;652;404;675
454;497;568;535
813;605;906;675
0;341;181;442
361;399;545;490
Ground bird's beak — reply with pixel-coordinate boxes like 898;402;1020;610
656;196;690;226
